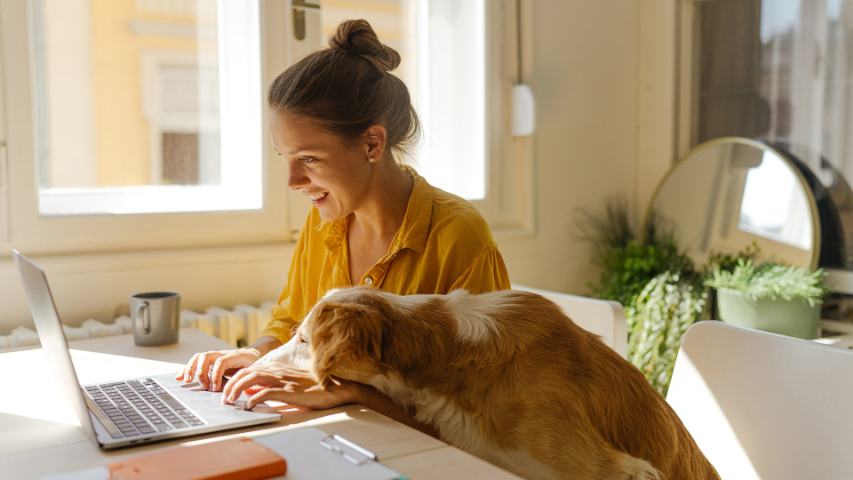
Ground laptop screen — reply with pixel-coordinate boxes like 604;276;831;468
13;250;98;442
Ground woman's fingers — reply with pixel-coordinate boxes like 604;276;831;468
221;368;250;401
223;371;262;404
194;352;216;389
244;385;266;396
177;348;263;392
245;387;282;410
223;370;279;404
209;354;246;392
207;348;262;391
177;352;202;382
244;384;344;411
175;353;193;380
214;358;349;409
221;363;284;403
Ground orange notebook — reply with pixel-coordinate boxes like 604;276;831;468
107;437;287;480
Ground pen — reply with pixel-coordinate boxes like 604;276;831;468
319;434;378;465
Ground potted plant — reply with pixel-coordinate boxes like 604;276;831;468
577;198;706;395
627;271;707;395
704;260;827;339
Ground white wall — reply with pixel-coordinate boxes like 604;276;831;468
499;0;678;294
0;0;684;333
0;245;292;333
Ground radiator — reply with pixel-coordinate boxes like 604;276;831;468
0;301;277;350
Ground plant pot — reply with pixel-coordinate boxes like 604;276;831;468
716;288;820;339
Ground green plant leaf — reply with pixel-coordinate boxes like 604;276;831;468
627;271;708;396
704;260;827;306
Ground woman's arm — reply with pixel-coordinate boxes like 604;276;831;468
353;383;440;438
221;361;440;438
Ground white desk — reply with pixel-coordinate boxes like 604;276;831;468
0;328;517;479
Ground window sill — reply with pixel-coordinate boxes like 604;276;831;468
0;242;295;334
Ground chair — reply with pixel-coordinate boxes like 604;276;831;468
512;285;628;358
666;321;853;479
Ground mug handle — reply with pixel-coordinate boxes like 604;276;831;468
135;301;151;335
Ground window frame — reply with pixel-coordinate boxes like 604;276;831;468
475;0;534;236
0;0;293;255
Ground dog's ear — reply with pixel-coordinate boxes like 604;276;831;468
380;298;450;378
309;300;383;388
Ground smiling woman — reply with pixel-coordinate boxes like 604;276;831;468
177;19;510;437
269;113;404;225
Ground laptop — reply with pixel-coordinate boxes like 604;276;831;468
12;250;281;449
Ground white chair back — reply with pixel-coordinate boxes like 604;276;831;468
512;285;628;358
667;321;853;479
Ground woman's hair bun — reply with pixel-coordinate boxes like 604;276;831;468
329;19;401;72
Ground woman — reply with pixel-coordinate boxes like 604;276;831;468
177;19;510;435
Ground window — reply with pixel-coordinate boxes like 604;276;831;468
411;0;486;201
32;0;261;215
1;0;529;254
1;0;291;253
695;0;853;182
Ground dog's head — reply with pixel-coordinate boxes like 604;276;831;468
301;287;454;389
301;287;393;388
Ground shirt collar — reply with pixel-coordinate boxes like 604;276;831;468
320;215;347;251
391;166;432;254
319;165;433;254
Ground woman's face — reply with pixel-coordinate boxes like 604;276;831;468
270;111;374;222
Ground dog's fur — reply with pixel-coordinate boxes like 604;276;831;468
261;287;719;480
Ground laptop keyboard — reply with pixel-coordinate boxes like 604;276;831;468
84;378;205;439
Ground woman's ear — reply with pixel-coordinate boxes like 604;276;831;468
363;124;387;163
310;301;383;389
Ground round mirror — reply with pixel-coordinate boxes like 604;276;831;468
648;137;821;269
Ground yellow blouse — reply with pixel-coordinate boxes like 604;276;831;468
261;167;511;343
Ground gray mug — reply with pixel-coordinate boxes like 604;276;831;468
130;292;181;346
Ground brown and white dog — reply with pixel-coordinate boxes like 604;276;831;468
260;287;718;480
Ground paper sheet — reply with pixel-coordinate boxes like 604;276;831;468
43;427;405;480
254;427;405;480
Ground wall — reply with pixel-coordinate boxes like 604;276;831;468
0;245;293;333
0;0;684;333
498;0;679;294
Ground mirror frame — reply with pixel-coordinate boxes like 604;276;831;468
645;136;822;270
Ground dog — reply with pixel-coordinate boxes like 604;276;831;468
260;287;719;480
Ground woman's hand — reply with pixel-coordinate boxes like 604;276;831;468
222;361;359;410
176;348;262;391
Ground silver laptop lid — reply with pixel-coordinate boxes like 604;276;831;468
12;249;99;443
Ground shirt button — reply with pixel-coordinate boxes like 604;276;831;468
364;276;374;286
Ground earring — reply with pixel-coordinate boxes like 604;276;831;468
369;157;376;163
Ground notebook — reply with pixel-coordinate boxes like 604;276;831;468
108;437;286;480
